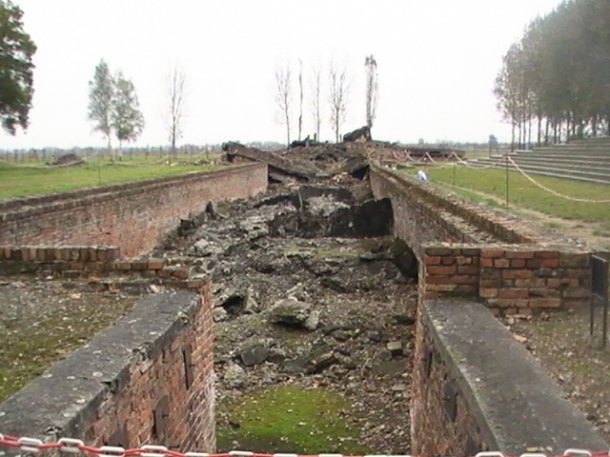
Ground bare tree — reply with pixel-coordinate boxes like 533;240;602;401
297;59;303;141
364;54;378;130
167;67;186;157
275;64;292;146
311;66;322;141
329;64;349;143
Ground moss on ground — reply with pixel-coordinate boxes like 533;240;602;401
0;293;136;402
217;385;370;454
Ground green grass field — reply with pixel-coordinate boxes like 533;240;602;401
423;164;610;224
0;154;223;200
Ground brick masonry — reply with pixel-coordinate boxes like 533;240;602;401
369;164;595;314
411;300;608;456
0;287;216;453
0;163;267;258
0;248;206;288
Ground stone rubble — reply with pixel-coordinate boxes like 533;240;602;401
157;179;419;453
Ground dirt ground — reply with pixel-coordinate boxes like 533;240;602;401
506;306;610;443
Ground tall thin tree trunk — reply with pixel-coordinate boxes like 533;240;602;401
285;113;291;147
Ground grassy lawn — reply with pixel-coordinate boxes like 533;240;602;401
424;165;610;224
0;154;224;200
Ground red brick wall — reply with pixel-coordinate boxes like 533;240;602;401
83;285;216;451
411;300;609;456
0;163;267;258
410;306;487;456
369;166;593;312
0;286;216;453
420;244;591;314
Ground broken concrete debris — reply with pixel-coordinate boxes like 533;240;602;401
156;153;419;451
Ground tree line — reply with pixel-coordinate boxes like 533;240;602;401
0;1;186;154
275;55;378;146
494;0;610;149
87;60;145;155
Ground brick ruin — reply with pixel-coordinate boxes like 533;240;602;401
0;150;607;456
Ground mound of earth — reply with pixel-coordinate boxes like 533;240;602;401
49;153;84;167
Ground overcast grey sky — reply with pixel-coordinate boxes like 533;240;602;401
5;0;562;149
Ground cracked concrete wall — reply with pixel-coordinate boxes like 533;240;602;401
0;287;216;453
0;163;267;258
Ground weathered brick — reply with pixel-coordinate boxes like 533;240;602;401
505;251;535;259
425;283;458;292
457;265;479;275
147;259;166;270
424;247;453;256
480;248;505;258
480;288;499;298
456;256;473;265
130;260;149;271
494;258;510;268
510;259;526;268
426;265;457;275
560;253;590;268
452;275;478;285
534;250;559;259
541;258;560;268
480;279;503;288
11;247;23;260
529;287;560;298
424;255;441;265
114;261;132;271
85;261;102;271
529;298;561;308
441;256;456;266
497;288;529;299
480;269;502;280
525;258;542;268
562;287;590;299
502;269;531;280
480;258;494;268
487;298;525;308
514;278;547;288
460;248;480;256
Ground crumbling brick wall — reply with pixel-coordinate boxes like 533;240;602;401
369;165;592;313
0;163;267;258
0;287;215;452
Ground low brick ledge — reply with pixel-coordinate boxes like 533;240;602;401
0;290;202;439
0;246;206;289
0;163;262;216
421;299;608;453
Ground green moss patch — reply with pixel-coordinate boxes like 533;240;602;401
0;292;136;402
217;385;369;454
